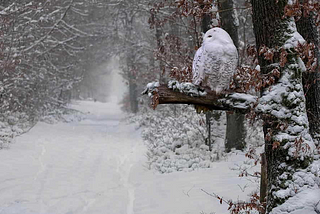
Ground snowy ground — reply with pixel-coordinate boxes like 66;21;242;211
0;97;258;214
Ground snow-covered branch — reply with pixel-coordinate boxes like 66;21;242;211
142;81;258;112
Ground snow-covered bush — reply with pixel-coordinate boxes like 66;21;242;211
0;105;85;149
40;107;86;124
132;104;226;173
0;112;29;149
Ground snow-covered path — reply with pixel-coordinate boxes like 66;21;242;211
0;99;257;214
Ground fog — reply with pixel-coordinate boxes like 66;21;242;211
106;59;127;103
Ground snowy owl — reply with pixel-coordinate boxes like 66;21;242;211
192;27;238;94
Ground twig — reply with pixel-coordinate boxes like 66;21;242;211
183;185;195;197
201;189;230;205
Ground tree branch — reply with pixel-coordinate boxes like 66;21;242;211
142;81;258;113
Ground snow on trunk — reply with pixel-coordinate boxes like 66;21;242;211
255;14;320;213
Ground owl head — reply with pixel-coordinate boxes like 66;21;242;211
203;27;234;45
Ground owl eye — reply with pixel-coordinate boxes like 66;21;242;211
208;35;212;38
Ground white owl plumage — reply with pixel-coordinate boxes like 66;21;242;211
192;27;238;94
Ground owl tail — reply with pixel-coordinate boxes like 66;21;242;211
194;105;211;114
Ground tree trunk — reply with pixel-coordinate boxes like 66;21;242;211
127;49;138;113
252;0;316;212
201;5;211;33
225;113;246;152
129;75;138;113
218;0;239;49
126;17;138;114
153;12;166;84
218;0;246;152
296;11;320;144
206;111;212;151
260;152;267;213
127;54;138;113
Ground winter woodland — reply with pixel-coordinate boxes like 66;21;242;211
0;0;320;214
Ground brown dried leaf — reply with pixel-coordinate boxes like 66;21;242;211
272;141;280;150
280;49;288;67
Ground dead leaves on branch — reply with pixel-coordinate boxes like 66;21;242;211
244;41;317;90
148;0;217;82
170;66;193;83
263;119;311;157
149;0;216;29
258;45;288;68
175;0;215;18
151;91;160;110
201;189;265;214
295;42;318;72
231;66;280;94
284;0;320;27
152;29;194;83
293;137;312;158
258;39;317;72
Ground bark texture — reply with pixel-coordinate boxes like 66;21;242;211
296;13;320;143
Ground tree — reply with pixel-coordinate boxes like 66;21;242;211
218;0;246;152
251;0;318;212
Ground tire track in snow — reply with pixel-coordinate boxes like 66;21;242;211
34;142;46;181
125;145;139;214
121;159;135;214
34;141;49;207
33;141;51;210
78;148;104;214
0;101;147;214
114;139;139;214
